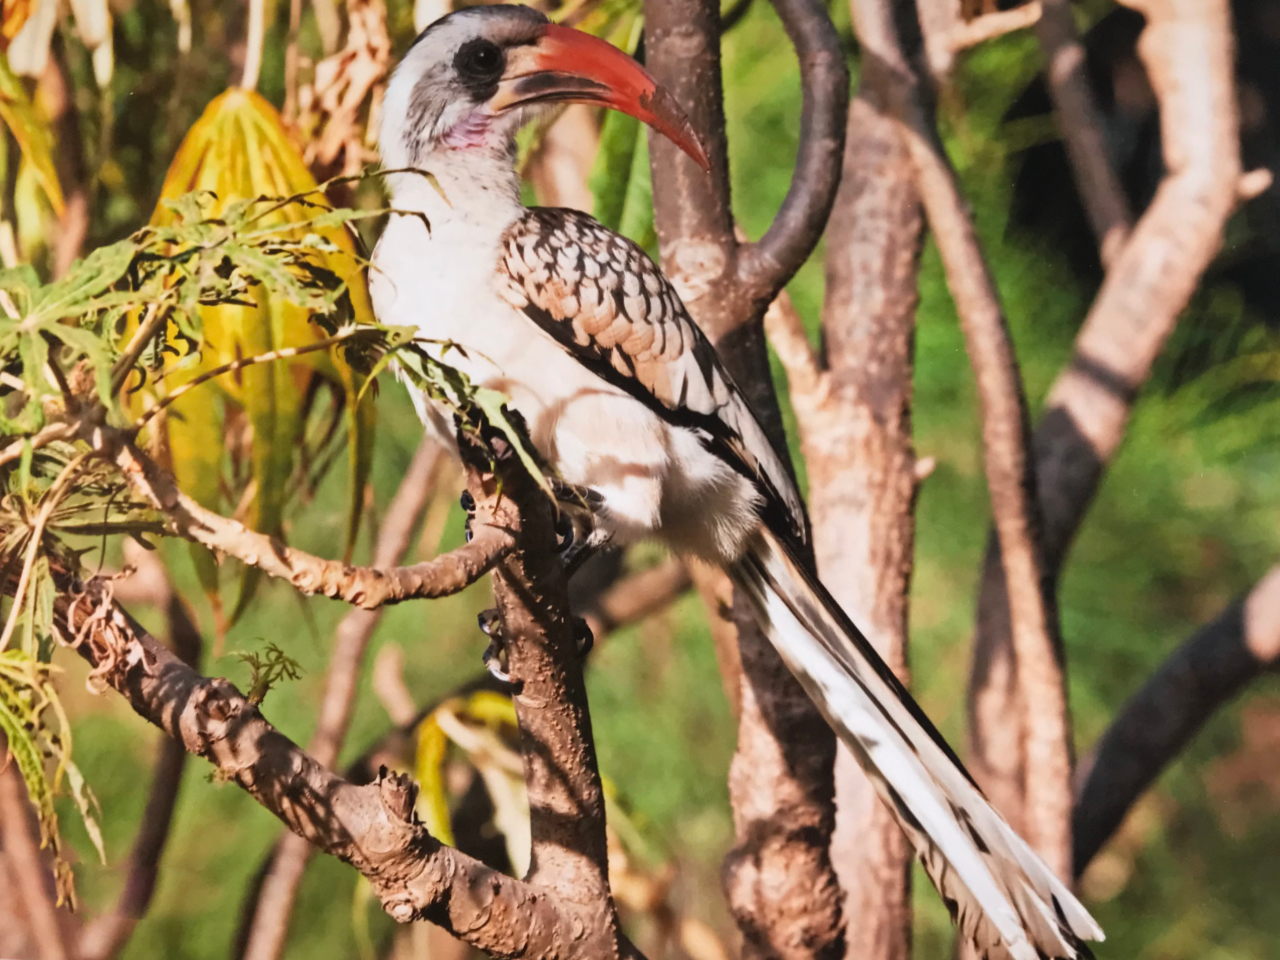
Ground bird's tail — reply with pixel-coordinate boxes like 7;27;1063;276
729;528;1104;960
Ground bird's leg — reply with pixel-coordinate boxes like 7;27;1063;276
477;608;511;683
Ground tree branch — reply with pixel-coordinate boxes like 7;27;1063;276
852;0;1073;879
736;0;850;300
644;0;846;457
967;0;1241;845
1034;0;1132;266
1072;565;1280;875
239;438;444;960
951;4;1042;52
76;544;203;960
52;451;639;960
579;558;691;641
84;424;509;609
0;746;70;960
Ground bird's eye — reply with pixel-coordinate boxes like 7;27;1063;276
455;39;504;82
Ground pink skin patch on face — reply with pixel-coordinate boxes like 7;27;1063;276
442;110;494;150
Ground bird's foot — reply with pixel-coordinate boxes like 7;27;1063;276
478;608;510;683
461;489;477;543
559;526;613;579
572;616;594;659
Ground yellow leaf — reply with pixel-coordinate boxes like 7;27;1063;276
0;0;32;51
139;89;378;621
0;56;62;214
414;712;455;845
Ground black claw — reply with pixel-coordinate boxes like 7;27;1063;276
554;512;574;552
478;609;501;637
481;640;510;683
460;489;475;513
572;617;594;659
478;609;510;682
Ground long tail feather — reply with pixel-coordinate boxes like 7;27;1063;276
730;529;1104;960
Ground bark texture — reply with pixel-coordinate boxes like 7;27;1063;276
643;0;850;954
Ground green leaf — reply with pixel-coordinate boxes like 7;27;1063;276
590;110;641;232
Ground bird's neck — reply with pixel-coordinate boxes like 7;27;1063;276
383;142;524;242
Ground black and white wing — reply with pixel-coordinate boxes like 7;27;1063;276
496;205;806;552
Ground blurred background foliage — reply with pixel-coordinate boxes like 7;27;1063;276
4;0;1280;958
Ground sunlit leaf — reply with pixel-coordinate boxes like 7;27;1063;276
0;56;62;214
588;110;655;254
0;0;33;50
141;89;378;621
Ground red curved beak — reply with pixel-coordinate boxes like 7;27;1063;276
489;23;710;171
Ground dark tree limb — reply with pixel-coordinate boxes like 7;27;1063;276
239;438;444;960
644;0;849;954
767;25;925;951
644;0;847;453
1034;0;1133;266
851;0;1073;879
1073;565;1280;876
967;0;1242;846
737;0;850;301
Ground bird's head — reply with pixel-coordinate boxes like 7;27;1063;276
380;5;709;174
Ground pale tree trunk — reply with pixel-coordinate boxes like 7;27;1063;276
768;61;925;958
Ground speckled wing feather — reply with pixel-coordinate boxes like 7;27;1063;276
496;206;807;551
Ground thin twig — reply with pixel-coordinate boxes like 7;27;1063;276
0;422;77;471
0;452;91;652
131;327;370;430
110;304;169;395
84;423;510;609
950;3;1042;52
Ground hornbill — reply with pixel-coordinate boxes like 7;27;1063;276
371;7;1104;959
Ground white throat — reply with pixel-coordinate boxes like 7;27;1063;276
382;144;524;245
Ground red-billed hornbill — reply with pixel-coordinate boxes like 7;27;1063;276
371;7;1103;959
